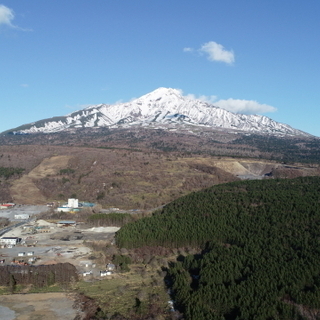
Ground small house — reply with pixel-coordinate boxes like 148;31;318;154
0;203;15;209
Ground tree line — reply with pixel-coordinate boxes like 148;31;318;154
0;263;78;291
87;213;135;227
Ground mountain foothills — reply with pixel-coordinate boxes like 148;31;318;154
2;88;311;136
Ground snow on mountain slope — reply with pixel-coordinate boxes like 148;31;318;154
7;88;310;137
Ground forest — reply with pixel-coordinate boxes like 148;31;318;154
116;176;320;319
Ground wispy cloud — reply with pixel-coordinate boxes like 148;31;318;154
183;89;276;114
214;98;277;114
20;83;29;88
184;41;235;65
0;4;31;31
200;41;235;64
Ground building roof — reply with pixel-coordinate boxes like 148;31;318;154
57;220;76;224
1;237;19;239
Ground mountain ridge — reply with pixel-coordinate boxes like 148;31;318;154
2;87;311;137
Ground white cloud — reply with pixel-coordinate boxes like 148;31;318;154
21;83;29;88
0;4;31;31
199;41;235;64
214;98;277;114
183;41;235;65
0;4;14;27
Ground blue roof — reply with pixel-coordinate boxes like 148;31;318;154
57;220;76;224
79;202;95;207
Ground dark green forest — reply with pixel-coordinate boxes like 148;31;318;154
116;177;320;319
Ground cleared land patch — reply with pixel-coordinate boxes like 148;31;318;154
10;155;71;204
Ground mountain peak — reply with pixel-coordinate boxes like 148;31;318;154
135;87;185;104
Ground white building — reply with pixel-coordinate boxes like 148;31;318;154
0;237;21;245
57;198;79;213
68;198;79;208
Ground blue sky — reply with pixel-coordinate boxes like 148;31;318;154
1;1;319;136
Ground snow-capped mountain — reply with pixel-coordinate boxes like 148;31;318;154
6;88;310;136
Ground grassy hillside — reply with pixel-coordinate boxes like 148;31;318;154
116;177;320;319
